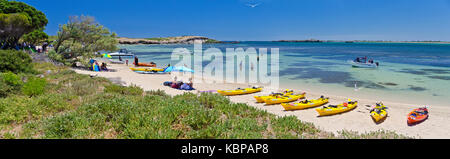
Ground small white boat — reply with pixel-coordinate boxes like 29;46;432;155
348;60;379;68
109;49;134;57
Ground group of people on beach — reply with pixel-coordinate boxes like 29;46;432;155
164;77;194;90
90;59;108;72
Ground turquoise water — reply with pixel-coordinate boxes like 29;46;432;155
118;42;450;106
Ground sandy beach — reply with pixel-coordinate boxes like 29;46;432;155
73;63;450;139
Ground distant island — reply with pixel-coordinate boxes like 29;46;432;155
277;39;323;43
275;39;450;44
117;36;223;44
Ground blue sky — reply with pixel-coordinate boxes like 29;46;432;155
20;0;450;41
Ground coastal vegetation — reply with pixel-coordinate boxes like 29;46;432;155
0;49;33;74
20;29;49;46
52;15;118;67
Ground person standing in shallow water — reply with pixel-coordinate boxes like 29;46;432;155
134;56;139;67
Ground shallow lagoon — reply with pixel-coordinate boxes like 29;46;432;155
118;42;450;107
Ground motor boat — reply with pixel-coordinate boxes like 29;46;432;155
348;60;379;68
109;48;134;57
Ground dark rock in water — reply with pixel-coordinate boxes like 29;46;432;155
408;85;427;91
378;82;398;86
420;69;450;74
283;67;352;84
428;76;450;80
398;69;428;75
288;61;337;67
344;80;388;90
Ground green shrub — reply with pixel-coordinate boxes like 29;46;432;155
1;72;23;89
22;77;47;97
0;72;23;97
0;50;33;74
0;81;12;98
104;84;143;96
47;50;67;65
146;89;169;97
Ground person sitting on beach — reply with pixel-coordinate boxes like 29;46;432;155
180;82;194;90
170;76;179;89
187;78;193;88
100;62;108;71
171;83;177;89
93;62;100;72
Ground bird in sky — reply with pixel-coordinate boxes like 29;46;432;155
246;3;261;8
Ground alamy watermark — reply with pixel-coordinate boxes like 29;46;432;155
170;40;279;90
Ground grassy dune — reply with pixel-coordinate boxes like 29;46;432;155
0;63;409;139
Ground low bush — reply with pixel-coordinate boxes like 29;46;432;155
22;77;47;97
0;50;33;74
104;84;143;96
47;50;63;63
0;72;23;97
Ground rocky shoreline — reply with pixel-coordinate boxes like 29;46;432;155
117;36;221;44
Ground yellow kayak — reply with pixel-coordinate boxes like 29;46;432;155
130;67;165;72
254;90;293;103
264;93;305;105
316;100;358;116
217;87;262;96
281;97;329;111
370;102;388;123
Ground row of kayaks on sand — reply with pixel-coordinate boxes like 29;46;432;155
216;87;429;125
129;66;195;74
125;63;428;125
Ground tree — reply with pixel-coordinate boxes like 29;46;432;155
54;15;118;66
0;0;48;49
21;29;48;45
0;13;31;48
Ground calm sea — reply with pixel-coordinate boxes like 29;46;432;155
118;42;450;106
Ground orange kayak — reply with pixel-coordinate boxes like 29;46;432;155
134;62;156;67
407;107;429;125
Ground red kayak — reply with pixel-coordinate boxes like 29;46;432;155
407;107;429;125
133;62;156;67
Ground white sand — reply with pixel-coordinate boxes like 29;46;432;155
73;63;450;139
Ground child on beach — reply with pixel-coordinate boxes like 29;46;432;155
100;62;108;71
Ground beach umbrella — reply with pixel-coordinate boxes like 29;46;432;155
163;66;194;73
102;53;112;58
163;66;173;73
173;66;194;73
